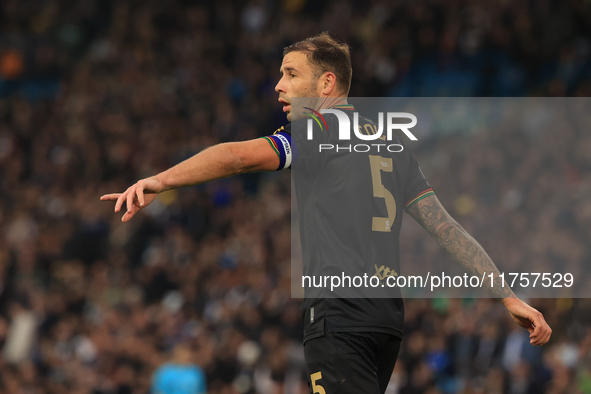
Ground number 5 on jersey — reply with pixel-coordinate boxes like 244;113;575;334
310;372;326;394
369;155;396;232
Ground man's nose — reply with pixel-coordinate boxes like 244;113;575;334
275;77;285;93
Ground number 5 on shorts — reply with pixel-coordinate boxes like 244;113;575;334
311;372;326;394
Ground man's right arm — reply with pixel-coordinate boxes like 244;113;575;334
405;194;513;299
100;138;280;222
406;194;552;346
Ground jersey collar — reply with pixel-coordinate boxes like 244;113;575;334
328;104;354;111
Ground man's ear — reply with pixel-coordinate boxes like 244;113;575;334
320;72;337;96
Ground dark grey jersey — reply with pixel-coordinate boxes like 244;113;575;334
264;106;433;343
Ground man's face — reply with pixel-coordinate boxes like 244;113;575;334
275;51;322;121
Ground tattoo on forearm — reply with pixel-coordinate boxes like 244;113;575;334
407;195;514;299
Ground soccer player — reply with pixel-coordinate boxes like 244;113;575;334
101;32;551;394
151;344;207;394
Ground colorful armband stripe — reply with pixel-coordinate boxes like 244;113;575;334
404;188;435;210
262;132;292;170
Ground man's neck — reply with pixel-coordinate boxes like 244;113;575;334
318;96;348;110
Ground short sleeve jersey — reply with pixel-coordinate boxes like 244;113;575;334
263;105;434;343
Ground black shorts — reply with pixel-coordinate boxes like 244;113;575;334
304;330;402;394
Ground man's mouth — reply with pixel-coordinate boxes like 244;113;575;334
278;98;291;113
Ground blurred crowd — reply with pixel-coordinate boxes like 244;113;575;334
0;0;591;393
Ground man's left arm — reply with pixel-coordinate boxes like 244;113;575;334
100;137;281;222
406;194;552;346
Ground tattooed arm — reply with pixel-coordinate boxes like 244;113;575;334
406;194;512;299
406;194;552;346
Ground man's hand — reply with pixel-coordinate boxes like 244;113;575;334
502;297;552;346
100;177;166;222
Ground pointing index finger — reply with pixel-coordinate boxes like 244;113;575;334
100;193;121;201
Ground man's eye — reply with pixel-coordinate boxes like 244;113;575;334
290;73;296;78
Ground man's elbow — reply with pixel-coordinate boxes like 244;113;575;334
431;219;464;243
225;143;250;175
228;141;277;174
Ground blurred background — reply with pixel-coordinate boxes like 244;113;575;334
0;0;591;393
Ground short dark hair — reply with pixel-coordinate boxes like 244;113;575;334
283;32;352;95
